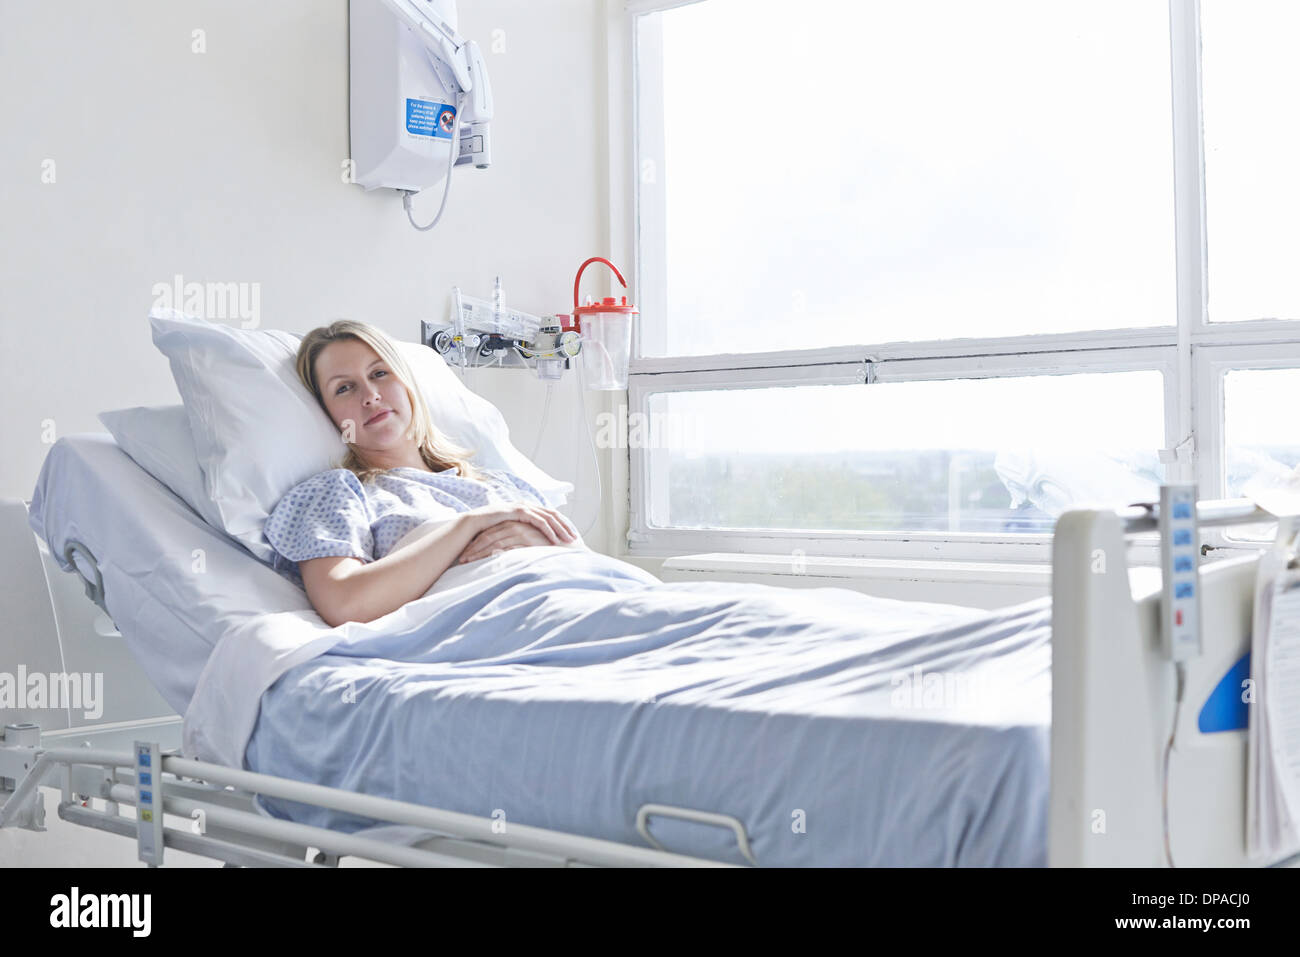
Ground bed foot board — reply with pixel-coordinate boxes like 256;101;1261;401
1052;509;1172;866
1051;508;1259;867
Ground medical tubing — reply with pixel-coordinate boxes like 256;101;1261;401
1162;661;1187;868
585;332;618;385
402;92;465;232
505;348;568;525
530;379;555;461
575;351;602;539
515;344;567;359
40;544;75;731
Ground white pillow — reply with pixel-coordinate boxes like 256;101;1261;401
148;309;573;564
97;405;231;540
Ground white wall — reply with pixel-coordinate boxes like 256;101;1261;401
0;0;617;550
0;0;627;868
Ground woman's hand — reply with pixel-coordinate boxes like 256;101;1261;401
462;502;579;549
455;520;563;565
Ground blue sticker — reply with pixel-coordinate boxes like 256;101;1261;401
406;99;456;139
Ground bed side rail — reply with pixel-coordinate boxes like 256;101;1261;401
0;734;738;868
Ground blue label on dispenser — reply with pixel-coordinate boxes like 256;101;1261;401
406;99;456;139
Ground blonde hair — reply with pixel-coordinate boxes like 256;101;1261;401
296;320;484;485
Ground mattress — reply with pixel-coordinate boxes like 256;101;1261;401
27;434;310;715
30;434;1053;866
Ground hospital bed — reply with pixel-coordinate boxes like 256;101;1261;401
0;433;1288;867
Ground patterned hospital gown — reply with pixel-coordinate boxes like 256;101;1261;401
264;465;551;586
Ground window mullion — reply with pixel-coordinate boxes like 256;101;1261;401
1170;0;1207;486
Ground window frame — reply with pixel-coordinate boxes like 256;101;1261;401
615;0;1300;562
629;345;1179;562
1197;342;1300;548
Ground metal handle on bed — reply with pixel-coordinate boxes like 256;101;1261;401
635;803;758;866
62;540;109;615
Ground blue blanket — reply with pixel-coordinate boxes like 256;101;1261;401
244;549;1052;866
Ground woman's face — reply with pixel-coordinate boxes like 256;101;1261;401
315;339;416;458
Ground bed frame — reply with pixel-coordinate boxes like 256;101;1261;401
1050;501;1280;867
0;496;1292;867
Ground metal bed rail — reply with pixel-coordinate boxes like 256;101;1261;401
0;734;744;868
1117;497;1274;534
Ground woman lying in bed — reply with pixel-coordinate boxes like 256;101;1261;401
264;320;581;628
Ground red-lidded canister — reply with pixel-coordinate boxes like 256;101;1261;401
570;257;637;390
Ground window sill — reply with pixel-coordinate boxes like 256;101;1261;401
657;552;1053;586
634;552;1165;610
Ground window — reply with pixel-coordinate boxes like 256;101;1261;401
640;0;1175;355
646;370;1166;535
623;0;1300;560
1202;0;1300;323
1224;369;1300;497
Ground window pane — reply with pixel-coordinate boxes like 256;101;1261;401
1224;369;1300;498
639;0;1175;357
648;372;1166;533
1203;1;1300;322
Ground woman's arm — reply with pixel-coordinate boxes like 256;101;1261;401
455;519;587;565
300;505;576;627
